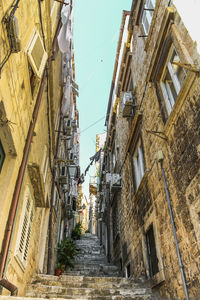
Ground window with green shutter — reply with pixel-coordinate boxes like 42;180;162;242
0;140;5;173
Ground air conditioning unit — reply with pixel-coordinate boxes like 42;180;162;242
106;173;112;184
111;173;122;192
65;138;72;151
59;166;68;185
121;92;137;118
71;120;76;127
62;184;69;193
63;118;72;136
6;16;21;53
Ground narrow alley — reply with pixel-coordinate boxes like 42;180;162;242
0;0;200;300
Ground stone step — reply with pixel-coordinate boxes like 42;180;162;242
0;296;154;300
77;248;104;254
24;234;155;300
75;255;107;261
72;263;118;271
30;275;143;289
26;284;153;298
63;270;120;277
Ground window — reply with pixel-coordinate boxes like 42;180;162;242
0;140;5;173
142;0;156;35
28;62;37;96
123;67;134;93
133;139;145;190
15;189;34;268
26;30;47;99
26;29;47;86
160;46;187;115
125;263;131;278
146;224;159;277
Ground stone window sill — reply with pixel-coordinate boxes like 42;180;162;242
149;268;165;288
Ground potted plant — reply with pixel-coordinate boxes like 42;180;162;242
56;238;77;273
71;222;82;240
55;262;65;276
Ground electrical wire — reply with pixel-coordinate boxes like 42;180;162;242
37;0;53;174
0;50;12;73
0;0;20;74
81;116;106;134
10;0;20;17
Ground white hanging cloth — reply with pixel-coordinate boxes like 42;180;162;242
57;1;71;53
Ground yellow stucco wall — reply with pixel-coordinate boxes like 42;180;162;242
0;0;62;295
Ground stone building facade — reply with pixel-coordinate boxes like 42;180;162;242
98;1;200;299
0;0;79;296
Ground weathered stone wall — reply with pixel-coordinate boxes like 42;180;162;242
108;0;200;299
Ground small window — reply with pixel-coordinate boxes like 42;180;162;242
133;139;145;190
142;0;156;35
27;30;47;79
146;224;159;277
0;140;5;173
160;46;187;115
125;263;131;278
67;195;71;205
72;199;76;211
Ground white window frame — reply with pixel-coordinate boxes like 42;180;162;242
26;29;48;78
133;139;145;190
15;187;34;269
160;45;187;115
142;0;156;35
41;146;49;185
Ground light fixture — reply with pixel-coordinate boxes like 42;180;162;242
68;165;77;179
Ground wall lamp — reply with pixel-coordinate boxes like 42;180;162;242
68;165;77;179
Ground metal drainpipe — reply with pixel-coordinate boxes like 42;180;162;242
0;18;61;292
160;160;190;300
106;152;111;263
0;70;47;280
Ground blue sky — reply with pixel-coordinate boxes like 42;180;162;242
74;0;132;197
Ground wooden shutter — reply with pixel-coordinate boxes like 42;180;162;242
16;195;34;267
27;31;47;78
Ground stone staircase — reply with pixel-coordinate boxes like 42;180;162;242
0;234;156;300
64;234;119;277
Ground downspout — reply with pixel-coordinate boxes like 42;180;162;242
106;151;111;263
0;19;61;293
47;94;63;274
159;158;190;300
0;70;47;279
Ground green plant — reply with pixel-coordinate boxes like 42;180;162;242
57;238;77;270
85;229;90;233
71;222;82;240
56;262;65;270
